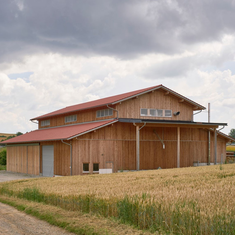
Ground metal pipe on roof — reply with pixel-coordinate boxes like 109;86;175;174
61;140;72;176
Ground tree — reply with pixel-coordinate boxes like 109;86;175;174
0;149;6;165
16;132;23;136
229;129;235;140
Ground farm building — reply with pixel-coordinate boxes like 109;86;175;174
2;85;235;176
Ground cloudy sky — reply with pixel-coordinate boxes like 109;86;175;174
0;0;235;135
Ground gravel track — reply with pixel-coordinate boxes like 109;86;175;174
0;171;73;235
0;202;74;235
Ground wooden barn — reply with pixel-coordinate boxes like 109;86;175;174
3;85;234;176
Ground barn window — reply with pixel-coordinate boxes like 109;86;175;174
140;108;171;117
93;163;99;172
165;110;172;117
96;109;113;118
157;109;163;117
83;163;89;173
150;109;157;116
140;108;148;116
65;114;77;123
41;120;50;127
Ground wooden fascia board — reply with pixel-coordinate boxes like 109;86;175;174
160;85;206;110
143;123;219;129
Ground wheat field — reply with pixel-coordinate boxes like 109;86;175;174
1;164;235;233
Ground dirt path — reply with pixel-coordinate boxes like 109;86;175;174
0;202;74;235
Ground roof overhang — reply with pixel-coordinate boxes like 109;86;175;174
118;118;227;129
31;85;206;121
112;85;206;110
2;119;118;144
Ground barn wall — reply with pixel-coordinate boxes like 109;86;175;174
6;144;40;175
72;122;136;174
40;141;70;176
71;123;227;175
116;90;194;121
210;132;227;164
38;106;117;129
38;89;196;129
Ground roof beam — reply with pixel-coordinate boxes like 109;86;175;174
179;99;184;103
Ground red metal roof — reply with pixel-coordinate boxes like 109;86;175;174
31;84;206;120
2;119;118;144
31;85;161;120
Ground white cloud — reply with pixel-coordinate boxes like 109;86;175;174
1;37;235;135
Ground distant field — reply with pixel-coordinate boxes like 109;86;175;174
1;164;235;234
227;145;235;152
0;133;16;142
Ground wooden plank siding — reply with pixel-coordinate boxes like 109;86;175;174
70;123;228;175
38;106;117;129
38;89;195;129
7;145;40;175
116;90;194;121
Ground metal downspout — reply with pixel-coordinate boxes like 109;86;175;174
192;110;202;121
61;140;72;176
107;104;119;119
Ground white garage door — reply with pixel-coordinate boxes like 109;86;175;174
42;145;54;177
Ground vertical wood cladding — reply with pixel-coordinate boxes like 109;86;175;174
6;145;40;175
6;124;227;176
71;123;227;175
38;107;117;129
38;89;195;129
116;90;194;121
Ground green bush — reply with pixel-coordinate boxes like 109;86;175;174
0;149;6;165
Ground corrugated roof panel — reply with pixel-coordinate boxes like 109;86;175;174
31;85;161;120
31;84;206;120
2;119;117;144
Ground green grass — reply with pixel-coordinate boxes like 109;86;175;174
1;186;235;234
0;197;106;235
0;164;6;170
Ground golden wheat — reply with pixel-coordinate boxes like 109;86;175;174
1;164;235;219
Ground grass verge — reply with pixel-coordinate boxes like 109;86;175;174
0;165;6;170
0;195;152;235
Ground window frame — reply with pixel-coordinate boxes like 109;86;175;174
65;114;77;123
140;108;148;116
93;163;99;173
83;163;89;173
96;109;113;118
41;119;50;127
164;109;172;117
140;108;172;118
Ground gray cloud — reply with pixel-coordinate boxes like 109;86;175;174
1;0;235;62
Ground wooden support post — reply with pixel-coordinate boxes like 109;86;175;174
208;130;211;165
177;127;180;168
214;128;217;165
136;125;140;171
